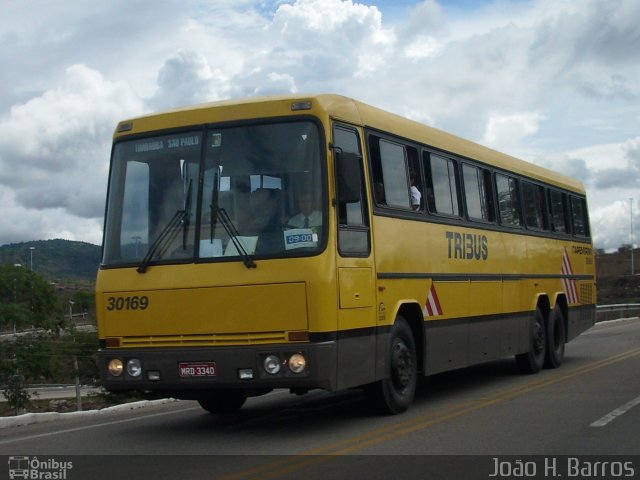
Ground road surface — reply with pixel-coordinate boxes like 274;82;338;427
1;317;639;479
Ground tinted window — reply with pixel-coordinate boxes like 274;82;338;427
103;132;202;265
379;139;410;209
335;125;370;256
570;196;589;237
522;181;547;230
463;164;494;222
369;136;422;211
496;173;521;227
549;190;568;233
426;153;460;216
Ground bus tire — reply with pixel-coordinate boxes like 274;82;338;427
197;391;246;414
367;317;417;415
515;308;546;374
544;305;565;369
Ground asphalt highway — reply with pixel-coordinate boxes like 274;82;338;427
1;317;639;480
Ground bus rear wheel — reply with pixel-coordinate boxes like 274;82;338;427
367;317;417;415
515;308;546;374
197;391;247;414
544;305;565;369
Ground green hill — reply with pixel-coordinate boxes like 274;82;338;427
0;239;100;283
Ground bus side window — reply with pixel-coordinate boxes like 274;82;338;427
424;152;460;216
462;163;494;222
334;125;370;257
522;181;548;230
368;135;385;205
495;173;521;227
378;138;410;209
570;195;589;237
549;190;568;233
368;135;421;211
406;147;422;211
381;140;422;211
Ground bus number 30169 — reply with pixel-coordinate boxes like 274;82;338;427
106;295;149;311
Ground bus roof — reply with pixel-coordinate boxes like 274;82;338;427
115;93;585;194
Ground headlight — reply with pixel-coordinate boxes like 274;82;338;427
288;353;306;374
126;358;143;377
263;355;281;375
108;358;124;377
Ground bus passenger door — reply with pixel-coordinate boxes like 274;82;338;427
333;124;377;390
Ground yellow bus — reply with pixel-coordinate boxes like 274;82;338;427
97;94;596;414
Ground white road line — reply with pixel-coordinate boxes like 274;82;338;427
0;406;200;445
589;394;640;427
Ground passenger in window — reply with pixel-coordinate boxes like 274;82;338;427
409;170;421;210
287;191;321;229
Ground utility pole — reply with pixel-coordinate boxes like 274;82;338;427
69;300;82;411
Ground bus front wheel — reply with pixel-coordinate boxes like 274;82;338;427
366;317;417;415
515;308;547;374
198;391;247;414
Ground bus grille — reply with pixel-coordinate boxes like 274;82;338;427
580;283;594;304
119;331;288;348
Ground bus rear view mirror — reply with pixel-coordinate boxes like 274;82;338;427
336;150;362;203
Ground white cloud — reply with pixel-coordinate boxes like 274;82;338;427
591;200;636;253
552;139;640;251
483;112;544;155
403;35;442;59
0;186;103;246
150;50;222;109
274;0;382;32
0;64;143;221
268;0;394;80
622;136;640;169
0;0;638;252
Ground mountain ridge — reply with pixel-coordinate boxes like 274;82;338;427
0;239;100;283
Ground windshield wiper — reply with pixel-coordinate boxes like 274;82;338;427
208;166;256;269
215;207;257;269
137;209;186;274
182;179;193;249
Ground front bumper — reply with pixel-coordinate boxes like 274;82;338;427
98;341;337;397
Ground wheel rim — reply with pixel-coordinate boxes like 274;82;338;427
390;340;413;392
533;319;545;354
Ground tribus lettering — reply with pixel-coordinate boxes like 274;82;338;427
446;231;488;260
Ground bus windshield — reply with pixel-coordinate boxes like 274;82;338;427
102;120;325;267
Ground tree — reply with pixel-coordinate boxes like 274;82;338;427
0;303;30;331
0;265;63;332
2;375;35;415
0;330;99;388
70;289;96;321
58;330;100;383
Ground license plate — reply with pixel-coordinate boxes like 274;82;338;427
178;362;216;378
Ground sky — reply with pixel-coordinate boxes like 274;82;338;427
0;0;639;252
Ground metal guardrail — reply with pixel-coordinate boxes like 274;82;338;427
0;324;96;341
596;303;640;312
596;304;640;322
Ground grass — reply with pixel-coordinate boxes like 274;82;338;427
0;390;148;417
